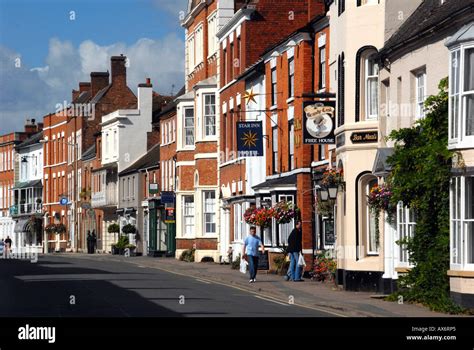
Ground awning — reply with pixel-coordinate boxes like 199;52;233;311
13;179;42;190
372;148;394;177
14;218;29;233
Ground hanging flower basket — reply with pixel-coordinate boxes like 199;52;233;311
367;183;396;245
315;199;335;217
321;169;344;187
273;201;299;225
45;223;67;235
243;206;274;228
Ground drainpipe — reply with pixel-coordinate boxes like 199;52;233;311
309;29;316;268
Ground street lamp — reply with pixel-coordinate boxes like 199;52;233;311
40;138;79;252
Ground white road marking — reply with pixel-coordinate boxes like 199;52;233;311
254;295;289;306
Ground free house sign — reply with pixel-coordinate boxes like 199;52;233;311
303;101;336;144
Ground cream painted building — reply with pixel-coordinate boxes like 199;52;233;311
445;21;474;309
376;0;472;294
328;0;422;292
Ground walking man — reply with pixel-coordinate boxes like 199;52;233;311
242;226;265;283
287;221;304;282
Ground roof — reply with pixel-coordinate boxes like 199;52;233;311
193;76;217;89
446;21;474;47
72;90;91;104
82;143;96;161
16;131;43;150
119;144;160;176
252;174;297;190
13;179;42;190
372;148;395;177
382;0;474;56
90;85;111;104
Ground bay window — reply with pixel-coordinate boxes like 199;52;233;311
366;55;379;120
203;191;216;234
184;108;194;146
397;202;416;266
204;94;216;137
451;176;474;268
449;45;474;144
183;195;194;236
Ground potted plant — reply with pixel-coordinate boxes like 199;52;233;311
114;235;129;255
311;251;337;283
321;168;344;187
125;244;136;256
122;224;136;234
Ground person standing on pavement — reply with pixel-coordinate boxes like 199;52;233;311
242;226;265;283
4;236;12;256
287;221;304;282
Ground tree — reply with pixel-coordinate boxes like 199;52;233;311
387;78;462;312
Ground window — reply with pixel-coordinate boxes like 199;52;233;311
204;94;216;137
397;202;416;265
288;57;295;98
203;191;216;234
207;13;217;56
271;67;277;106
278;195;294;246
289;122;295;170
338;0;345;16
183;196;194;236
230;42;234;80
337;53;345;127
196;25;204;65
319;46;326;89
272;126;278;173
223;48;227;84
415;72;426;119
188;34;195;71
366;55;379;120
184;107;194;146
451;176;474;266
319;144;326;161
449;46;474;143
450;50;461;140
358;0;378;5
366;178;378;254
234;203;248;242
382;79;390;117
464;48;474;136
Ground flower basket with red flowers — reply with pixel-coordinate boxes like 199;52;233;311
311;251;337;283
321;168;344;187
243;206;274;228
273;201;299;225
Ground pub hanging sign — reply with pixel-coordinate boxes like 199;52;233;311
236;121;264;157
303;101;336;144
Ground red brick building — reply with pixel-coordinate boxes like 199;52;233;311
0;121;41;247
217;1;329;265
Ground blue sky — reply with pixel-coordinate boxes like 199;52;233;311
0;0;188;133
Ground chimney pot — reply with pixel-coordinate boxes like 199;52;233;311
146;78;151;85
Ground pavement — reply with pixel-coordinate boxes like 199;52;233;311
48;253;454;317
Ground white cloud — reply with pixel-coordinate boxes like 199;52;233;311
0;34;184;134
153;0;189;17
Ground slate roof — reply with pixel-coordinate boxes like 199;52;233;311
253;174;297;190
445;21;474;47
82;143;96;161
16;131;43;150
119;143;160;176
381;0;474;56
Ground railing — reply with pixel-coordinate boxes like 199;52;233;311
91;184;117;208
11;203;42;215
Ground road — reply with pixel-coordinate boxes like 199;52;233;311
0;255;336;317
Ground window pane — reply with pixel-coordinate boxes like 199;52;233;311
466;94;474;136
464;48;474;92
466;177;474;220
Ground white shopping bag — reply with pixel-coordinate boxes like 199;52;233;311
240;258;248;274
298;252;306;267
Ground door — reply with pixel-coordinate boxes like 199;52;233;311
148;208;157;252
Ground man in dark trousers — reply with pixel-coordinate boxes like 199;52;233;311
287;221;304;281
4;236;12;256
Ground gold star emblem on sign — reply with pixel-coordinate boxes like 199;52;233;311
243;88;258;105
242;131;258;148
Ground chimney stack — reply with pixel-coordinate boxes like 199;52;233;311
111;54;127;86
90;72;109;97
79;82;91;93
24;118;37;135
72;89;80;101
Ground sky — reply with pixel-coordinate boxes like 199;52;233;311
0;0;188;134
